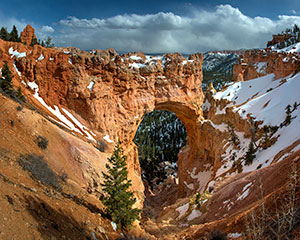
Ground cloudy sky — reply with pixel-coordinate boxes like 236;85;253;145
1;0;300;53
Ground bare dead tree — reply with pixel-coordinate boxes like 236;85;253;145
245;164;300;240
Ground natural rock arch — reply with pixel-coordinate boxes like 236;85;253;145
64;52;205;201
2;41;205;201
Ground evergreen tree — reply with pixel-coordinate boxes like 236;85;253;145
0;27;9;41
244;140;256;166
9;25;20;42
293;24;300;34
16;86;25;101
281;104;292;127
101;143;140;230
0;62;13;94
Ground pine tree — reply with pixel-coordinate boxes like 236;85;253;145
0;27;9;41
0;62;13;94
101;143;140;230
16;86;25;101
9;25;20;42
245;140;256;166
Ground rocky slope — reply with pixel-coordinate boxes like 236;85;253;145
0;25;300;239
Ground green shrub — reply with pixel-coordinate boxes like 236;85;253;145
35;135;48;150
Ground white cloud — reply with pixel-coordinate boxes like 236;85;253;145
41;25;54;33
3;5;300;53
290;10;297;14
55;5;300;53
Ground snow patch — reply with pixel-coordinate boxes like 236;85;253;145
111;221;117;231
184;181;194;190
129;55;142;61
13;62;21;76
228;233;242;238
37;54;44;61
103;134;114;143
68;58;72;64
215;106;226;115
33;88;96;142
62;108;96;142
254;62;267;73
27;81;39;91
237;182;252;201
274;42;300;53
176;203;189;219
187;209;202;221
87;81;95;91
202;99;211;111
129;62;146;69
8;47;26;58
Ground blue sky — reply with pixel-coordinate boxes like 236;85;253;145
1;0;300;53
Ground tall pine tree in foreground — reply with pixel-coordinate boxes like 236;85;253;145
101;142;140;230
0;62;13;94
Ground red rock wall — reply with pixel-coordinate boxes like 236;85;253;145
233;49;300;81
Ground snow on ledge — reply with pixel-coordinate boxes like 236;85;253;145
103;134;114;143
87;81;95;91
129;55;142;61
32;88;96;142
37;54;44;61
13;62;21;76
111;221;117;231
9;47;26;58
237;182;252;201
62;108;96;142
187;209;202;221
28;81;39;91
176;203;189;219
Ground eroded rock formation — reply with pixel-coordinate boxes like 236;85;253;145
20;24;36;46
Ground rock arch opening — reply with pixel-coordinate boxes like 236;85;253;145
133;110;187;190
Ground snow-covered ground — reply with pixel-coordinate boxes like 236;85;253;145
212;72;300;175
272;42;300;53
